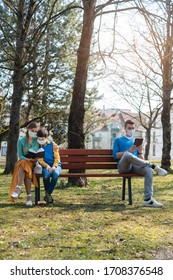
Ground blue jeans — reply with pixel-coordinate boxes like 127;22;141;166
42;166;62;194
118;151;153;200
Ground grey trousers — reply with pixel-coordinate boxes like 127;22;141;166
118;151;153;200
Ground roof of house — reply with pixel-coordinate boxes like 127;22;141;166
91;109;145;133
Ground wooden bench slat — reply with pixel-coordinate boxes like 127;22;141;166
60;173;143;177
35;172;143;178
60;156;115;162
61;163;117;169
59;149;113;155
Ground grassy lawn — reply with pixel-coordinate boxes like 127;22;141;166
0;165;173;260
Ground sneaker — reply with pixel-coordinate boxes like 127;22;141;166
44;193;54;204
154;166;167;176
144;198;163;208
26;194;32;206
11;185;22;198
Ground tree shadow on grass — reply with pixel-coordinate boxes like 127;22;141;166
0;202;28;209
54;201;129;212
0;201;140;212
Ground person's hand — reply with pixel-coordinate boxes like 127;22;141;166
30;157;38;162
137;145;143;153
53;144;59;151
48;166;56;173
46;165;52;172
51;166;56;172
129;145;136;153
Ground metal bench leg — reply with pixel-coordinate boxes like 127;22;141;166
122;177;126;201
127;177;132;205
35;176;40;206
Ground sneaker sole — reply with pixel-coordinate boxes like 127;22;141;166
26;203;32;206
11;192;21;198
144;204;163;208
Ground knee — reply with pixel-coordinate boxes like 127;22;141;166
123;151;133;158
43;171;50;180
44;175;50;180
53;171;60;180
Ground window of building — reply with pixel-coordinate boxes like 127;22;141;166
153;144;156;156
1;146;7;156
111;132;117;147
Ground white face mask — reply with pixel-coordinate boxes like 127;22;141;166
28;130;37;138
37;139;46;145
126;129;135;138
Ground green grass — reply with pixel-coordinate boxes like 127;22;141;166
0;165;173;260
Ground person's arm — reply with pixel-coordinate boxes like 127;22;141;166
113;137;137;160
116;147;136;159
38;156;48;168
137;146;144;159
18;137;39;162
52;142;61;167
113;138;122;160
17;138;28;160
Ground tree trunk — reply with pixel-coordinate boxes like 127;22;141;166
161;89;171;170
67;0;96;185
4;69;25;173
161;1;172;171
144;128;151;160
4;0;36;173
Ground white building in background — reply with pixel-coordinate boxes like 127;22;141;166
0;141;7;161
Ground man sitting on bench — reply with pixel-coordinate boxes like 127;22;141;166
113;119;167;208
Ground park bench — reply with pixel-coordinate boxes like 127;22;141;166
35;149;143;206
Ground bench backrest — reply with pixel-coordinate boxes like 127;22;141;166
59;149;117;170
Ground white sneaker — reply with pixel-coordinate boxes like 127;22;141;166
154;166;167;176
11;185;22;198
144;198;163;208
26;194;32;206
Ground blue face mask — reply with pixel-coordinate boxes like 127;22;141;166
126;129;135;138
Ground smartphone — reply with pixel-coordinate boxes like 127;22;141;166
134;138;143;146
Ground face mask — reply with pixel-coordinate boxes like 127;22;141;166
126;129;135;138
37;139;46;145
28;130;37;138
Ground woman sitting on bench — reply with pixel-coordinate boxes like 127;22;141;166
9;122;39;206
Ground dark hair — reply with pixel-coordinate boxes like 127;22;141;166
37;128;48;138
124;120;134;128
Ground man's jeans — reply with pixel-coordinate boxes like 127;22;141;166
42;166;62;194
118;151;153;200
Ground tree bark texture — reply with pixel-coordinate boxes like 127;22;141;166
161;89;171;170
161;1;172;170
68;0;96;149
144;128;151;160
67;0;96;185
5;0;36;173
